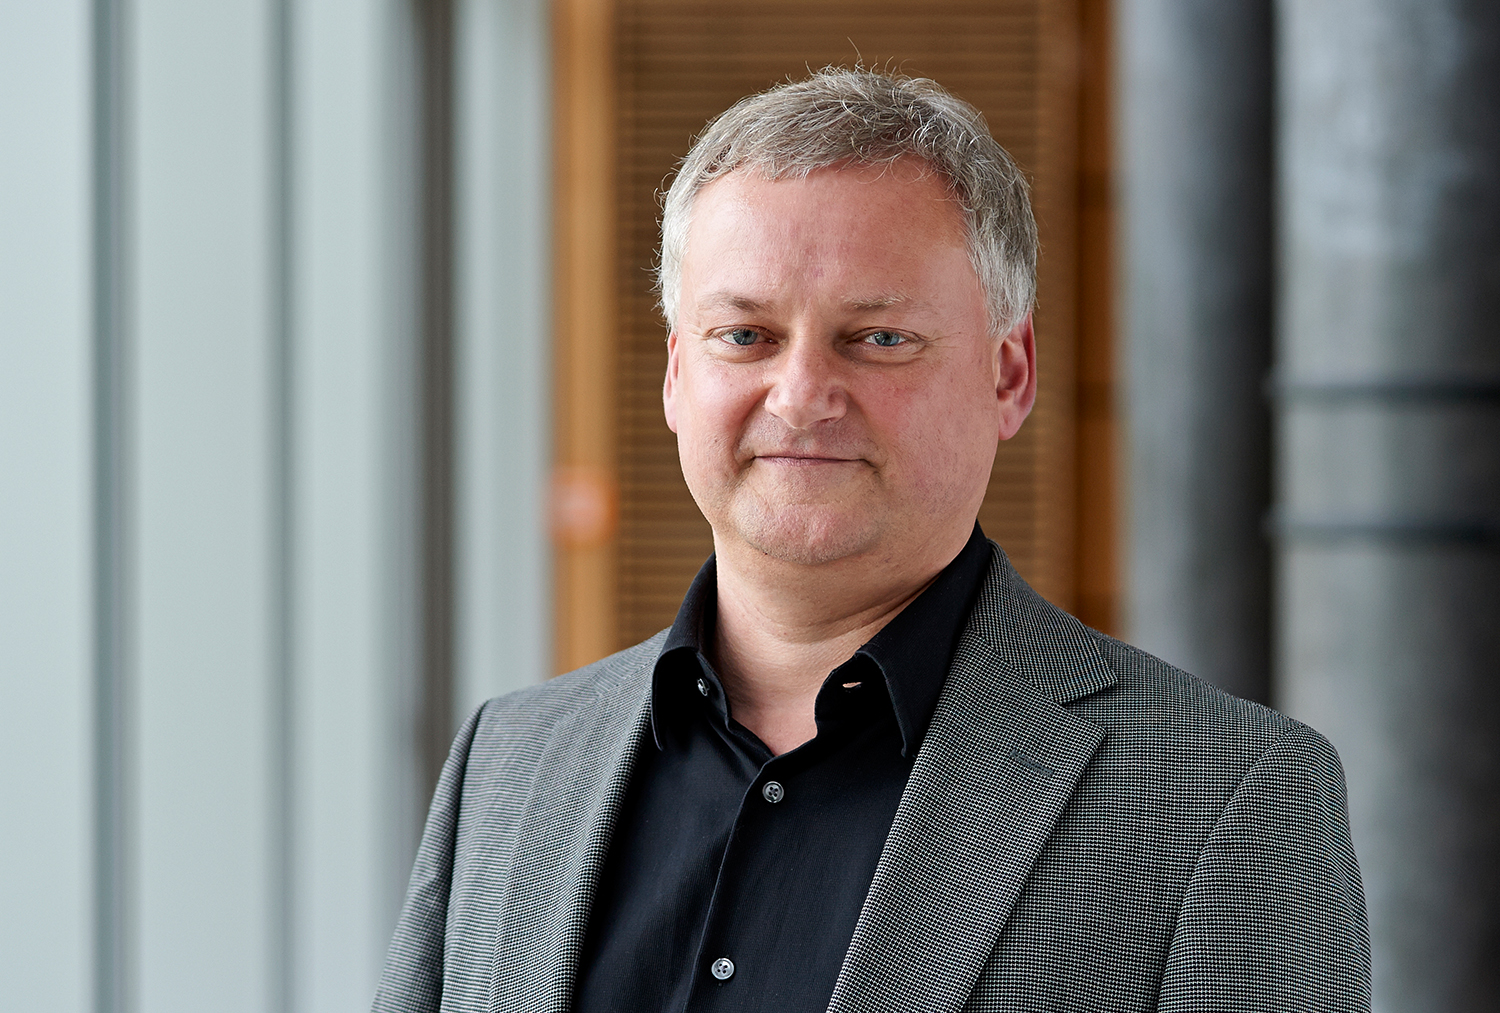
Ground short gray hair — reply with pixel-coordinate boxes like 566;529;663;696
658;68;1037;336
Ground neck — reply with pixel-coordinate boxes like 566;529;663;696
710;531;966;755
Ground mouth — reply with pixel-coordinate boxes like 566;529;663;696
754;453;862;465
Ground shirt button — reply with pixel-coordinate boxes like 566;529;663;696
710;956;735;980
761;781;785;804
695;677;709;696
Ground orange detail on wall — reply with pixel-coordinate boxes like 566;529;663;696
551;466;620;548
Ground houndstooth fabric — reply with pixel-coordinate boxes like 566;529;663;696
372;544;1370;1013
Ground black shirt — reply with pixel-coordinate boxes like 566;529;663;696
572;525;993;1013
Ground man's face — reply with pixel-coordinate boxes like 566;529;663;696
664;160;1035;571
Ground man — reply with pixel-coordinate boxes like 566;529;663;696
375;70;1369;1012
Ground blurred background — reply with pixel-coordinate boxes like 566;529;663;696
2;0;1496;1010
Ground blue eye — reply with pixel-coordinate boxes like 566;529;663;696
865;331;905;347
723;329;759;346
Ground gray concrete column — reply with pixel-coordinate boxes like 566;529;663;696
1119;0;1276;702
1276;2;1500;1009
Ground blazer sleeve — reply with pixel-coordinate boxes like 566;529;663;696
371;704;484;1013
1156;722;1371;1012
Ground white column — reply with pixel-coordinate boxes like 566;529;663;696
291;0;424;1007
453;0;553;715
129;1;282;1008
0;3;93;1011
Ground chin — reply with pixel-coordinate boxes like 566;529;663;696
728;501;881;566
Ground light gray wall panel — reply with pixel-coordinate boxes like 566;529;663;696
454;0;552;715
129;0;281;1008
0;3;552;1010
0;2;93;1010
291;0;420;1007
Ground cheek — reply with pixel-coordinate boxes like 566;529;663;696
675;361;761;466
868;371;1001;489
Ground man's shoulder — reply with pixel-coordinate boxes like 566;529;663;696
974;541;1331;774
466;630;666;753
1087;629;1286;725
1072;624;1339;783
980;606;1353;912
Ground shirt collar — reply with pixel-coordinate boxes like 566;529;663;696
650;524;993;756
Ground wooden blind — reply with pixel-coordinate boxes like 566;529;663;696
554;0;1115;669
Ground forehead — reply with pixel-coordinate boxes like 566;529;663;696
680;162;974;308
689;160;964;244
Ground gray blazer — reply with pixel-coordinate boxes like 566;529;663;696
374;544;1370;1012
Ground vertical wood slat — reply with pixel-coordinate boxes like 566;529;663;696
553;0;1119;661
1073;0;1119;633
552;0;620;671
1025;0;1082;609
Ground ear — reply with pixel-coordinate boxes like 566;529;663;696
662;329;681;433
995;312;1037;441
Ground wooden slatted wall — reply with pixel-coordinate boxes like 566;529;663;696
554;0;1116;670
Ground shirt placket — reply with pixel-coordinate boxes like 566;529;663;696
679;660;875;1010
679;749;801;1008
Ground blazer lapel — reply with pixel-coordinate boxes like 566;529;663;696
829;546;1115;1013
486;662;653;1013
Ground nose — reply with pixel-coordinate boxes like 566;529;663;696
762;338;847;430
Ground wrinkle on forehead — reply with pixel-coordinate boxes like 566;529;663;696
694;292;772;315
846;293;908;311
693;291;913;313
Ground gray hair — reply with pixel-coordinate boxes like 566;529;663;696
657;68;1037;337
